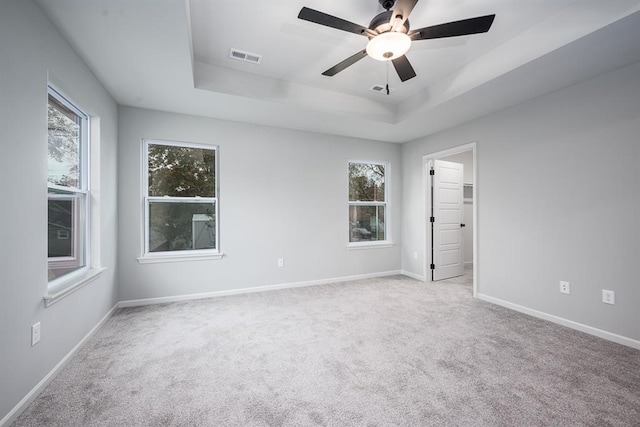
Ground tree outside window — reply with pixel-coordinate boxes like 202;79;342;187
144;141;219;254
348;162;388;243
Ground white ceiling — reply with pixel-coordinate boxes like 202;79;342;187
36;0;640;143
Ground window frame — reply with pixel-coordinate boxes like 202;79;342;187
47;86;91;291
347;160;392;248
140;139;222;263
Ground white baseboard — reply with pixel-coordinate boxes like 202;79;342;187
401;270;425;281
0;304;119;427
9;280;636;427
119;270;404;308
3;271;406;424
477;293;640;350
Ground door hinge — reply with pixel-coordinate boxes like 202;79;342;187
429;169;435;176
430;217;435;223
430;264;435;270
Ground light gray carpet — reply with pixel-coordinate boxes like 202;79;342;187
13;274;640;426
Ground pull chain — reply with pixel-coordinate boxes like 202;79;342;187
386;61;390;95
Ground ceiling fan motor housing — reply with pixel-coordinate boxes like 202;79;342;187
379;0;395;10
368;10;410;37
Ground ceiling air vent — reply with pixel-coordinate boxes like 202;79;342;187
369;84;394;94
229;48;262;64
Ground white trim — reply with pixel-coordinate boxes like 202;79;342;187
44;267;106;307
147;196;217;203
401;270;425;281
346;242;394;250
424;158;432;283
143;138;216;151
47;183;87;194
472;147;477;297
118;270;403;308
141;139;147;258
348;201;387;206
89;116;102;271
6;277;639;427
477;294;640;350
0;303;119;427
137;252;224;264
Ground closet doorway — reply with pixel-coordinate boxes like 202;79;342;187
423;143;476;295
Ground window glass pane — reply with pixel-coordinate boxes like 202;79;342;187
148;144;215;197
48;190;86;280
349;163;385;202
349;205;385;242
48;95;81;188
48;197;73;258
149;201;216;252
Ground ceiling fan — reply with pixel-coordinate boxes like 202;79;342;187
298;0;495;83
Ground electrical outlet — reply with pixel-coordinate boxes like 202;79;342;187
277;258;284;268
31;322;41;346
602;289;615;305
413;251;418;260
559;281;570;294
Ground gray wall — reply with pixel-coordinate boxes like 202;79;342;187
401;62;640;341
118;107;402;301
2;0;638;421
0;0;119;421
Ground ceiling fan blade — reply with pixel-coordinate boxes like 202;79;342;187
322;49;368;76
392;55;416;82
390;0;418;29
298;7;368;36
409;14;496;40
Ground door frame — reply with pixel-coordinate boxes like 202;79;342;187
422;142;478;297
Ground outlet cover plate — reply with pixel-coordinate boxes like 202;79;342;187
31;322;41;346
559;281;570;294
602;289;615;305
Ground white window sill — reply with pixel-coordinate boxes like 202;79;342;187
44;267;106;307
347;242;395;250
137;252;225;264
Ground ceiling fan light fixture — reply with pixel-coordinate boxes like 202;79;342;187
366;31;411;61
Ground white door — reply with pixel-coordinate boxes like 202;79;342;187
432;160;464;281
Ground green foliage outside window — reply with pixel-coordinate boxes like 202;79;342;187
349;163;385;202
147;144;217;252
148;145;215;197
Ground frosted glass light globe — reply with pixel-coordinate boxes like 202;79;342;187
366;32;411;61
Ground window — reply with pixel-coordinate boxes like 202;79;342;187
142;140;219;260
47;88;90;285
348;161;389;245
